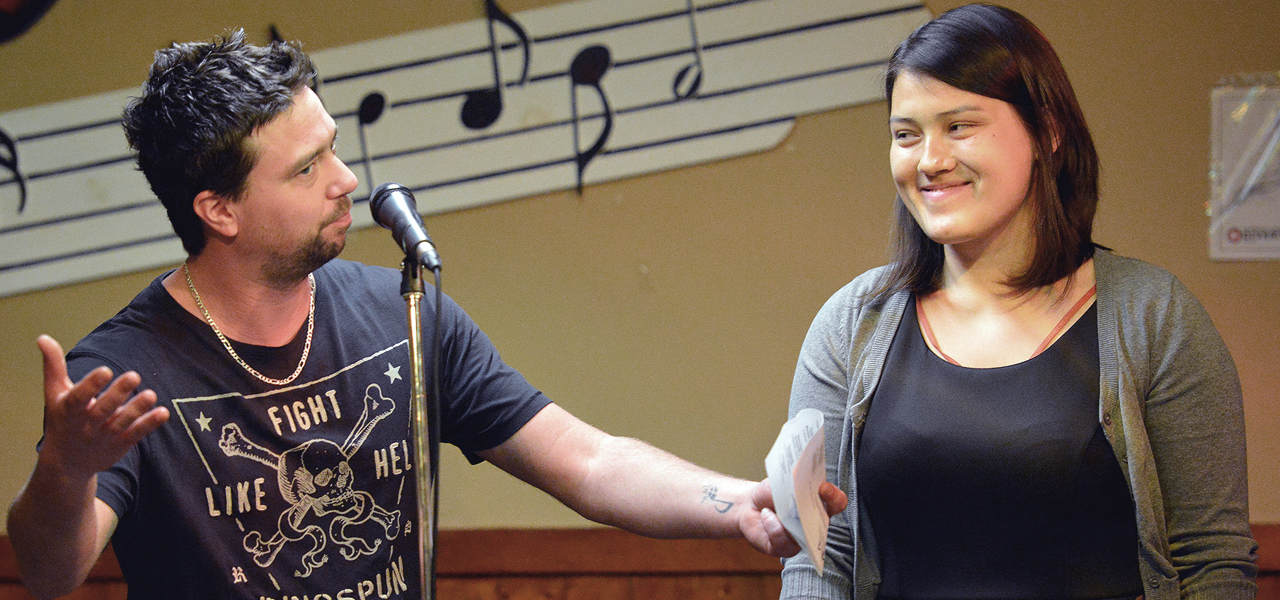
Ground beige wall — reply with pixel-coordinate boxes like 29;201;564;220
0;0;1277;532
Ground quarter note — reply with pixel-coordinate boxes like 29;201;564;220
460;0;531;130
356;92;387;193
569;45;613;196
672;0;705;100
0;127;27;214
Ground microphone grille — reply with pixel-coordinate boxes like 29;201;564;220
369;181;403;212
369;182;418;231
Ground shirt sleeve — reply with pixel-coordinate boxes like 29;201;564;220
432;290;553;462
781;282;863;599
1138;274;1258;598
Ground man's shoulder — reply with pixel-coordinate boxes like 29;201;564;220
316;258;397;283
311;259;402;300
67;272;184;372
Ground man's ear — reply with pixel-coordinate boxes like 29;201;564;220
193;190;239;239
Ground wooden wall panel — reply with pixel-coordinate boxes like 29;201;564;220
0;526;1275;599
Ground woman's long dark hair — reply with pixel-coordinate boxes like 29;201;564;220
867;4;1099;302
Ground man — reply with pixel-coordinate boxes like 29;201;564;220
6;31;844;600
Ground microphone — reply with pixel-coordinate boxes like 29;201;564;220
370;182;442;270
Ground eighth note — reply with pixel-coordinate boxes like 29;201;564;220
270;24;322;97
356;92;387;192
0;127;27;214
569;45;613;196
460;0;531;130
672;0;705;100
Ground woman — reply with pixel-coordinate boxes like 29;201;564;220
780;4;1256;599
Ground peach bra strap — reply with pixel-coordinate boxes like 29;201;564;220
917;285;1098;366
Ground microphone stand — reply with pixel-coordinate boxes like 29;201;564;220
401;256;442;600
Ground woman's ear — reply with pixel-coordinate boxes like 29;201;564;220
192;189;239;239
1043;111;1062;154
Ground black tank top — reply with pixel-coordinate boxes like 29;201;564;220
857;300;1143;599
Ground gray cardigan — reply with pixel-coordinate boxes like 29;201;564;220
780;250;1257;600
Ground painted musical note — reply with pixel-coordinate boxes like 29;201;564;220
0;0;931;298
271;24;324;97
356;92;387;188
460;0;532;130
0;0;59;44
672;0;705;100
569;45;613;195
0;127;26;214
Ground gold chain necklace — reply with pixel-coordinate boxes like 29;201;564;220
182;262;315;386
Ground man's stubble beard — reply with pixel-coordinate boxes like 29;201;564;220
261;198;351;286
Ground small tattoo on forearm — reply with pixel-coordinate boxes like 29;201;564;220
702;485;734;514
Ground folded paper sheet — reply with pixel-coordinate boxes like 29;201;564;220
765;407;828;573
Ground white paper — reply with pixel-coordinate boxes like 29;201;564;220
765;408;828;573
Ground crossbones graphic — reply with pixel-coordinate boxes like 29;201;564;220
218;383;403;577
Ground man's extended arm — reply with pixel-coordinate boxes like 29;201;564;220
478;403;846;557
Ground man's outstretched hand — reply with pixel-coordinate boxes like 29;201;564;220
36;335;169;479
738;479;846;557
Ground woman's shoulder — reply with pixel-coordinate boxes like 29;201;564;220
1093;249;1192;302
809;264;906;334
833;264;896;302
1093;249;1221;341
1094;249;1174;280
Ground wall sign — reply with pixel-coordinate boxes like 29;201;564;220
0;0;928;297
1211;73;1280;260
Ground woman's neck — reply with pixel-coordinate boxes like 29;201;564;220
919;257;1095;368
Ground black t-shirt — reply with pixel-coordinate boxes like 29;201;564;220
858;301;1142;599
67;259;551;600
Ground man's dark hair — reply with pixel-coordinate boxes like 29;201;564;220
122;29;316;256
870;4;1100;301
